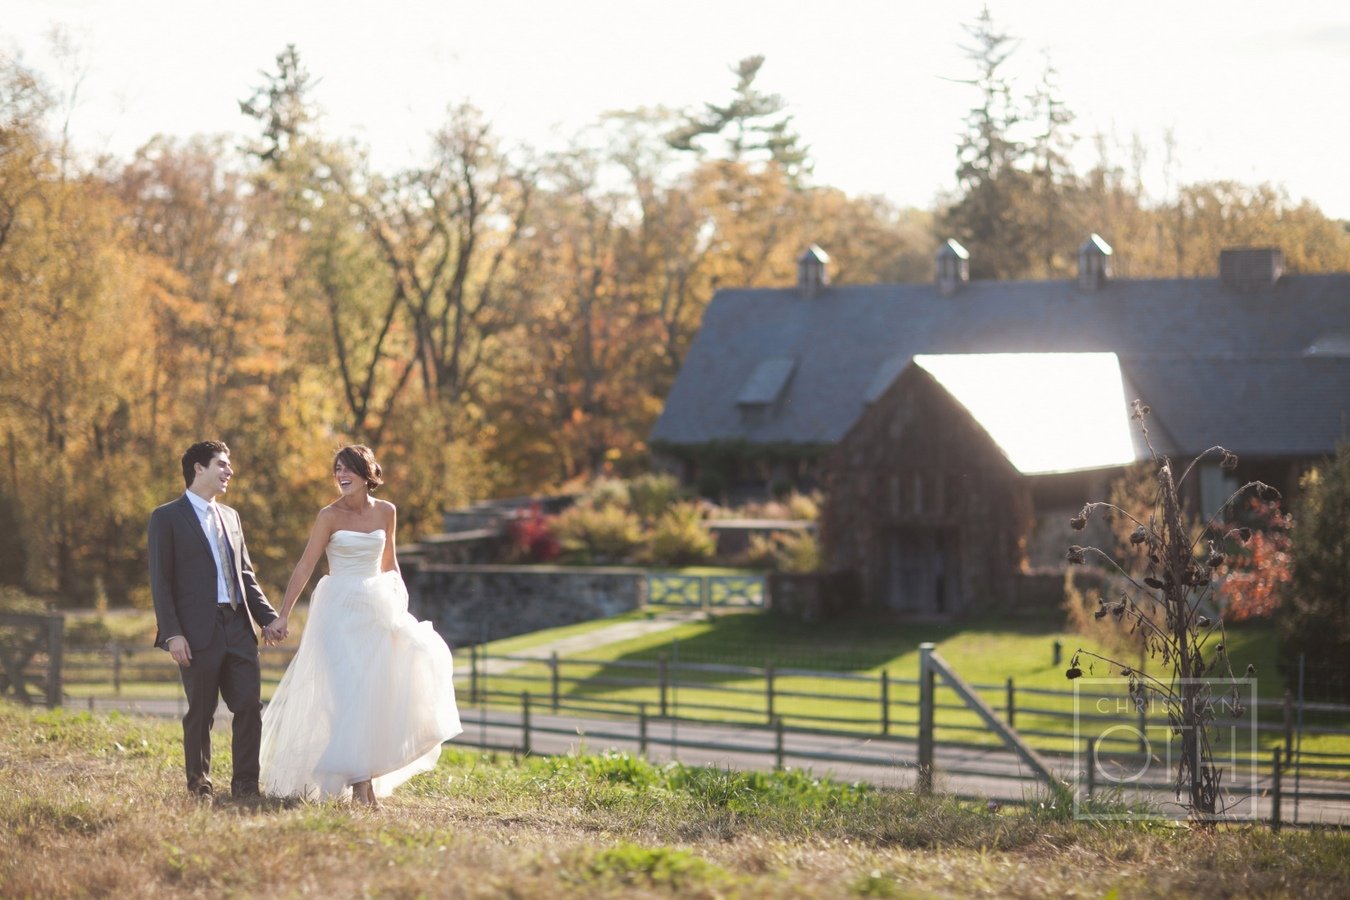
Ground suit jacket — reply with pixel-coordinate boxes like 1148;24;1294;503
148;494;279;650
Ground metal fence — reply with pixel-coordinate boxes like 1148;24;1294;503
447;642;1350;823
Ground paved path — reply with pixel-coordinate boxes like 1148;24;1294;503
466;608;705;676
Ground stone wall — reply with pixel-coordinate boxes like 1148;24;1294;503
404;562;646;645
768;571;860;623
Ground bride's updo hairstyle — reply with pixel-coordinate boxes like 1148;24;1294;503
334;444;384;492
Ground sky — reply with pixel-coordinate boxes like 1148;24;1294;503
7;0;1350;220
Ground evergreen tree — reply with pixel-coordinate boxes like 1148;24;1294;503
666;55;810;180
237;44;318;168
939;5;1036;279
1280;445;1350;701
1026;56;1080;277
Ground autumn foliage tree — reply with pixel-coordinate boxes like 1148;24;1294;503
1214;498;1293;622
4;37;1350;610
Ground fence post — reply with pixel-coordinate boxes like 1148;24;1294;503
1086;736;1097;800
1294;652;1306;824
479;621;490;707
113;643;122;696
469;644;479;704
1283;689;1293;764
550;651;560;713
774;716;785;771
658;652;669;718
481;644;490;706
765;662;775;726
1270;747;1282;832
880;670;890;736
1137;698;1148;753
45;615;63;709
522;692;532;756
1005;677;1015;729
918;642;935;794
639;703;648;758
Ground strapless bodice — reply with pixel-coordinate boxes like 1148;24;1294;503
325;529;386;577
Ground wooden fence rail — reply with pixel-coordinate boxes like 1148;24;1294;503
58;642;1350;755
53;640;1350;826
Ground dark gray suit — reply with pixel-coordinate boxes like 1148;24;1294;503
148;494;278;796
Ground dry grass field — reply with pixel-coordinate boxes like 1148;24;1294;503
2;701;1348;898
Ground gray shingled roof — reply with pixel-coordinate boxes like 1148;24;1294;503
651;274;1350;458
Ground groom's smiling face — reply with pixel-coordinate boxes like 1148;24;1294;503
191;452;233;499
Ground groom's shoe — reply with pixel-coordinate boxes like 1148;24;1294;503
231;781;261;799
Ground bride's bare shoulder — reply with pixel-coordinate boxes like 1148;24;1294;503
314;505;343;526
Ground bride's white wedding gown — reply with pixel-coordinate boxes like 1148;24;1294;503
260;528;461;801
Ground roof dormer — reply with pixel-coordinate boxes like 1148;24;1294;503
797;245;830;298
935;239;969;297
1077;234;1113;291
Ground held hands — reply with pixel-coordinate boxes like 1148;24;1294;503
166;635;192;668
263;616;289;645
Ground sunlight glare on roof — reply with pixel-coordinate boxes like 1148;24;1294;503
913;353;1136;474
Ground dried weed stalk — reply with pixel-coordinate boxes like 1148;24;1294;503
1064;401;1276;821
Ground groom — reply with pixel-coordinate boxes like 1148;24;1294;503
148;440;282;798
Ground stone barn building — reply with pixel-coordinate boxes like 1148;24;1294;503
652;238;1350;616
819;362;1033;616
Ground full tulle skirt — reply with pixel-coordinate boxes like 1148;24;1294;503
260;570;461;801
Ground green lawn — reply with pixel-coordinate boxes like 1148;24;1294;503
472;610;1349;759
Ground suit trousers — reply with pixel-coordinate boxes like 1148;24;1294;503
178;604;262;795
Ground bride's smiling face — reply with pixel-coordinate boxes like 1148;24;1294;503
334;460;365;498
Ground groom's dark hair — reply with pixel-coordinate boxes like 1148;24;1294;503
181;440;231;488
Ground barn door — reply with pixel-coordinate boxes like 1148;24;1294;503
883;528;957;614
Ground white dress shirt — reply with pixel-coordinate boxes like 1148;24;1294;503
185;491;235;606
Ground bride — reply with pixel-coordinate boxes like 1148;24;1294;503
260;445;461;805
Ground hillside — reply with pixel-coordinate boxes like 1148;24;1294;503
2;702;1347;898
